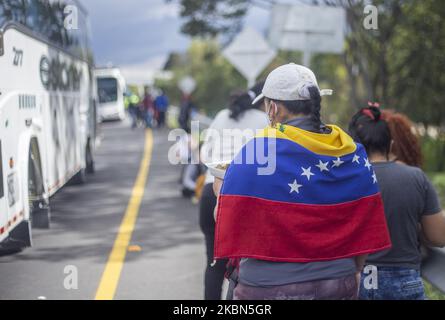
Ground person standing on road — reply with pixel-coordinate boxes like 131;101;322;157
142;87;155;129
154;90;169;128
178;94;196;134
349;106;445;300
177;94;198;188
381;109;431;259
128;91;141;129
199;81;269;300
213;64;392;300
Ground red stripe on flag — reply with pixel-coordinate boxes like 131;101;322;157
215;193;391;262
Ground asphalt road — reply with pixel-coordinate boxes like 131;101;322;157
0;120;207;300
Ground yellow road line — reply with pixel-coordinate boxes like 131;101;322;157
95;129;153;300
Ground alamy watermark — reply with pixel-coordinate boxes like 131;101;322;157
64;5;79;30
63;265;78;290
363;5;379;30
168;121;277;176
363;265;379;290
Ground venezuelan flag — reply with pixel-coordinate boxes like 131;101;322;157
214;124;391;262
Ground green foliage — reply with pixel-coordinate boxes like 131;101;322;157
171;0;445;129
389;0;445;127
167;0;249;37
311;53;352;128
424;280;445;300
422;134;445;173
336;0;445;127
160;44;355;124
166;0;445;159
429;172;445;208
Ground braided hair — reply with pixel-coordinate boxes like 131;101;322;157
272;86;323;131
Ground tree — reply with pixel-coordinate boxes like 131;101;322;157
389;0;445;128
166;0;249;38
170;0;445;129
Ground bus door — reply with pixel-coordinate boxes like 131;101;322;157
0;140;8;242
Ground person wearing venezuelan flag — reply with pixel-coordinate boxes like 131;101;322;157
213;63;392;300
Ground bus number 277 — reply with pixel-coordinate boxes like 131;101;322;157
13;47;23;67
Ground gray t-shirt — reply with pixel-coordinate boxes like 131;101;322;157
238;117;356;287
239;258;356;287
366;161;441;270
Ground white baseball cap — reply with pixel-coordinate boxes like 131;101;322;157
252;63;333;105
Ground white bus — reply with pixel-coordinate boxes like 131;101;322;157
95;67;126;122
0;0;97;249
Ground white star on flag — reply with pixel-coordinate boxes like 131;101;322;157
372;172;378;184
332;157;345;168
316;160;329;172
353;155;360;164
301;167;315;181
364;158;372;171
288;179;303;194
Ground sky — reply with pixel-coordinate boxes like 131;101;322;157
79;0;271;84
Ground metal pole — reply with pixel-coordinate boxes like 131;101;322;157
302;50;311;67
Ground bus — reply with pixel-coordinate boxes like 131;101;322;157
0;0;97;249
95;67;126;122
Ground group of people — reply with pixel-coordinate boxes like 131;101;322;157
126;88;169;129
196;63;445;300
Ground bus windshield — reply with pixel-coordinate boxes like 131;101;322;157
0;0;92;62
97;77;118;104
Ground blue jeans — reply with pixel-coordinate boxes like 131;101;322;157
144;111;153;128
359;266;425;300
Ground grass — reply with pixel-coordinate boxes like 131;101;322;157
424;280;445;300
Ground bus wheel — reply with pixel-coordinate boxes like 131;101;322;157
30;198;51;229
0;220;32;254
71;168;87;185
86;143;95;174
28;139;50;229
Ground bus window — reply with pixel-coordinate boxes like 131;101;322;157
97;78;118;104
0;4;4;25
0;141;3;199
0;0;91;61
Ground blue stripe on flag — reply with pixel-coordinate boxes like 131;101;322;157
222;137;379;205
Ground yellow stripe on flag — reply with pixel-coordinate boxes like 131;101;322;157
256;124;357;157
